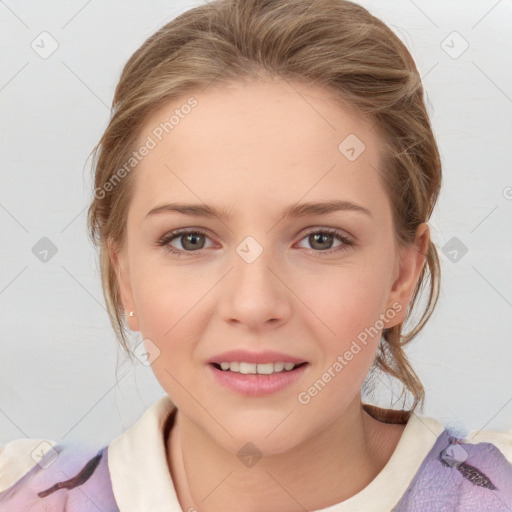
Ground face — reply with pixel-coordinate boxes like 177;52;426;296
110;78;428;455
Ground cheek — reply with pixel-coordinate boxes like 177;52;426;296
290;266;391;419
298;259;393;343
131;261;207;401
130;248;210;336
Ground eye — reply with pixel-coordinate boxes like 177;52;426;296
296;228;354;255
157;229;213;256
156;227;354;257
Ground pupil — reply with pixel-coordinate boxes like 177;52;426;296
311;233;332;250
184;233;203;250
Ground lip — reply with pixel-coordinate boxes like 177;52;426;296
207;362;309;397
208;349;307;365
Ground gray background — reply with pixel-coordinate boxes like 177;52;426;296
1;0;511;448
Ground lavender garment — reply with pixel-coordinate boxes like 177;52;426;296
0;442;119;511
0;429;511;511
393;430;512;511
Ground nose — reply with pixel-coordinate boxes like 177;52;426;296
218;240;291;330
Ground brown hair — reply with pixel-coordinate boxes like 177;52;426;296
87;0;441;413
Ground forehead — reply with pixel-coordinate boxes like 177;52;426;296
128;78;387;222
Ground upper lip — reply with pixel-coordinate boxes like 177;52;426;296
208;350;307;365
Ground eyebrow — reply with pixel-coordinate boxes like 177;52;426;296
145;199;372;220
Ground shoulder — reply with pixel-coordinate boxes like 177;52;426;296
0;437;119;511
464;426;512;465
394;426;512;511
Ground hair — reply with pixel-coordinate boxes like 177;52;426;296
87;0;441;414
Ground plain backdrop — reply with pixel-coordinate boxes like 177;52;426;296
0;0;511;448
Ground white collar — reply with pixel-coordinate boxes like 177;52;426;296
108;396;180;512
107;396;445;512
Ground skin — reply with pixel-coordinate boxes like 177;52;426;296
109;78;430;512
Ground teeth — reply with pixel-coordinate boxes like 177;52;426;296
239;362;256;374
255;363;273;375
216;361;300;374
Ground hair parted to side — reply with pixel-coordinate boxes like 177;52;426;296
87;0;441;413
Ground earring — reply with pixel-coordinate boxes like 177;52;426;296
128;311;135;317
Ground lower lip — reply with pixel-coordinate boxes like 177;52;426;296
207;363;309;397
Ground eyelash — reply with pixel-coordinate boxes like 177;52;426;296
156;227;354;257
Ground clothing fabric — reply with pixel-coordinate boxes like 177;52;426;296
1;396;511;511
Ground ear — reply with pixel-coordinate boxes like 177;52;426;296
108;238;140;332
384;223;430;327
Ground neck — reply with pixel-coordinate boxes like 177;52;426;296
167;399;404;512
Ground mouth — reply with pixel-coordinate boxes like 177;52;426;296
210;361;308;375
207;361;309;397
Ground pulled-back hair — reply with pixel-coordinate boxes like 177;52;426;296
87;0;441;413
